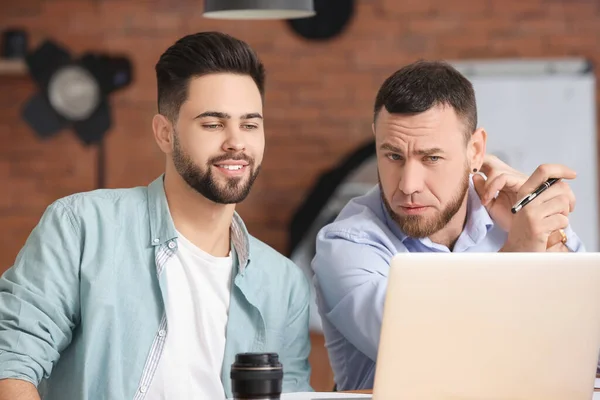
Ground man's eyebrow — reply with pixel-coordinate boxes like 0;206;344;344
379;143;444;156
380;143;403;153
193;111;263;120
194;111;230;119
415;147;444;156
241;113;263;120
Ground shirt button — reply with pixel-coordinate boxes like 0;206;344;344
139;386;147;393
152;238;159;244
168;241;176;249
158;330;166;337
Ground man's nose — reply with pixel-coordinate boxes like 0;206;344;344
222;127;245;152
398;162;424;195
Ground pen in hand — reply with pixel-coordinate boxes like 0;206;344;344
511;178;560;214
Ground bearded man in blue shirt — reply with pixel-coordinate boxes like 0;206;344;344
312;60;584;391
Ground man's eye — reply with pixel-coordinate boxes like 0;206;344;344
387;154;401;161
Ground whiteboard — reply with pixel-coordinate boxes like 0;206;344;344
453;59;599;252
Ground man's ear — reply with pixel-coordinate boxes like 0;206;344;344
469;127;487;171
152;114;174;154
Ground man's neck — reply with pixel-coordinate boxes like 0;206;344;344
163;171;235;257
429;195;470;251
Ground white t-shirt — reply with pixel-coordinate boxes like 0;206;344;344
145;232;234;400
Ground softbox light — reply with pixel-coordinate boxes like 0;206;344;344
21;39;133;146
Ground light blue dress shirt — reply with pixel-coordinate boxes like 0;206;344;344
311;181;584;391
0;175;312;399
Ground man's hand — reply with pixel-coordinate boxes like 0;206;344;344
500;164;576;252
473;154;528;231
546;229;570;252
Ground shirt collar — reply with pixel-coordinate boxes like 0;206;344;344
147;175;250;270
463;177;495;244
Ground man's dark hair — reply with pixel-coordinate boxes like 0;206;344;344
155;31;266;121
374;60;477;141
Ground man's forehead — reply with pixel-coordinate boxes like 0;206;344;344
375;107;466;143
377;106;448;126
181;75;262;117
185;74;262;101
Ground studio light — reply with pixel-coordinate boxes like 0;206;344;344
21;39;133;146
203;0;315;19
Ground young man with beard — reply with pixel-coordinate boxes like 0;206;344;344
0;32;311;400
311;60;585;391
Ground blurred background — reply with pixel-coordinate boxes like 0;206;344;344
1;0;599;392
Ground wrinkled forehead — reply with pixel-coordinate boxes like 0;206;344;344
374;105;467;147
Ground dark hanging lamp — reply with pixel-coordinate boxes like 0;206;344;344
203;0;315;19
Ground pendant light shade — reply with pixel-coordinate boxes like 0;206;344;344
203;0;315;20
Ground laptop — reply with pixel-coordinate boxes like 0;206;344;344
372;252;600;400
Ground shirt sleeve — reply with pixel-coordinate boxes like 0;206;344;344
562;224;586;252
281;261;313;392
312;229;393;362
0;200;81;385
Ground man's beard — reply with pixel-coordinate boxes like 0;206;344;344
381;168;470;238
172;134;261;204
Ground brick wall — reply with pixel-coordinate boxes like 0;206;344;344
1;0;599;392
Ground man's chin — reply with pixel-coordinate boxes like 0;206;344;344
395;214;443;237
217;176;247;189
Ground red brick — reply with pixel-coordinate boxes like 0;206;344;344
351;37;434;70
350;2;394;37
544;0;600;19
40;1;101;37
489;35;546;57
514;17;569;36
490;0;545;16
434;0;491;15
434;33;491;59
566;19;600;36
380;0;434;16
461;17;521;38
0;0;42;18
408;18;463;35
544;35;600;54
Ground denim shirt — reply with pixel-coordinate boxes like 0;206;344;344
0;175;312;399
312;181;585;391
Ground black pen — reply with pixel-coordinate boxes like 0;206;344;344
511;178;560;214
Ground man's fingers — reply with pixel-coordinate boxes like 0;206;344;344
481;172;528;205
479;154;506;178
546;230;563;249
481;174;507;205
546;241;569;252
531;181;576;213
537;194;572;219
542;213;570;234
519;164;577;196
